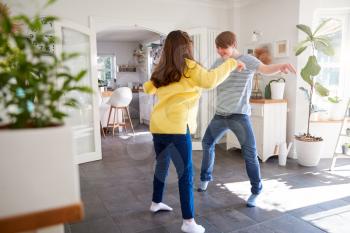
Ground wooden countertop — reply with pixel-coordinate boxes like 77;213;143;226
250;99;287;104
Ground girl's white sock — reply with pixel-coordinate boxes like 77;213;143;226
181;220;205;233
150;202;173;212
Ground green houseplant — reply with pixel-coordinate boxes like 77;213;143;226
342;143;350;155
0;1;89;229
0;1;91;128
294;19;337;166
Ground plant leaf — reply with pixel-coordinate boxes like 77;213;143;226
295;46;307;56
294;38;310;52
300;56;321;85
297;24;313;38
74;70;87;82
300;67;313;85
68;86;92;93
315;40;335;56
299;87;311;101
313;18;332;36
44;0;57;8
314;82;329;97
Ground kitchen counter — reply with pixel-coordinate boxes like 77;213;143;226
101;90;142;97
250;98;287;104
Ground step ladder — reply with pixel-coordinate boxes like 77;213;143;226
330;99;350;171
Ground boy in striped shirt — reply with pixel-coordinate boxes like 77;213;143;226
198;31;296;207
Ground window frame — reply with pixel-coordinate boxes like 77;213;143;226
97;54;116;84
314;9;350;101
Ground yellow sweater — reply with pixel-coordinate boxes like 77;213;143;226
143;58;237;134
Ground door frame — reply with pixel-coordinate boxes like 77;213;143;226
54;20;102;164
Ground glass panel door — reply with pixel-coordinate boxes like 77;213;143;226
56;21;101;164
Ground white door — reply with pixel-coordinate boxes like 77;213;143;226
187;28;220;150
55;21;102;164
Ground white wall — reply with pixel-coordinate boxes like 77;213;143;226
231;0;350;158
97;41;141;85
230;0;300;153
7;0;231;34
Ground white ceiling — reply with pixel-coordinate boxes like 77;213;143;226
97;29;161;43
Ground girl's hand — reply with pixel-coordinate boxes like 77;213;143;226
236;61;246;72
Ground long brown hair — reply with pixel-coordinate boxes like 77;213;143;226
151;30;194;88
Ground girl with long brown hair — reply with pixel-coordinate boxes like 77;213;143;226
144;30;243;233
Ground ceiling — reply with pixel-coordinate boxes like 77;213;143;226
97;29;161;43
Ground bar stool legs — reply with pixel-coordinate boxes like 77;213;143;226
125;107;135;135
106;105;135;136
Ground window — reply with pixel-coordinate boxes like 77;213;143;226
97;55;116;85
314;9;350;108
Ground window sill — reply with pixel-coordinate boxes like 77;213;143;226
310;119;348;124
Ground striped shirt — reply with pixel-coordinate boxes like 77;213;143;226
212;54;261;116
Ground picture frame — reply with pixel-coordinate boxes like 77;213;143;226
243;46;255;56
274;40;289;58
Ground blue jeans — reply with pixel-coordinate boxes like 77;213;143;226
200;114;263;194
152;128;194;219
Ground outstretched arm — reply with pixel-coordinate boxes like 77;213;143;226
187;58;238;89
257;63;296;75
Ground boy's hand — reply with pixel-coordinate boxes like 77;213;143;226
236;61;246;72
280;63;296;74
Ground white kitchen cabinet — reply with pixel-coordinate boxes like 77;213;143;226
226;99;287;162
139;91;155;125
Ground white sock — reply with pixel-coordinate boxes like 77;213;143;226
197;181;209;192
150;202;173;212
181;220;205;233
246;194;259;207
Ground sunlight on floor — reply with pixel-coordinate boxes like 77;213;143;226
118;131;151;140
223;165;350;214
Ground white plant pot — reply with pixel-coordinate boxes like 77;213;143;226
270;82;285;100
295;138;323;166
0;125;81;221
329;103;344;120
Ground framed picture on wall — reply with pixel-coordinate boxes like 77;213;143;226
274;40;289;58
243;46;255;56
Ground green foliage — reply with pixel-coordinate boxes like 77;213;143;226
0;1;92;128
328;96;342;103
295;19;337;136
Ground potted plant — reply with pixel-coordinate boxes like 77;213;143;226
342;143;350;155
265;77;285;99
328;96;344;120
0;1;90;229
294;19;337;166
346;128;350;137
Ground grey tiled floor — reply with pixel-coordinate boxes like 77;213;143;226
66;123;350;233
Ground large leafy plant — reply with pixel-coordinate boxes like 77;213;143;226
295;19;337;141
0;1;92;129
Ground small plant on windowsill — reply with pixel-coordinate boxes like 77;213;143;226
328;96;344;120
342;143;350;155
294;18;338;166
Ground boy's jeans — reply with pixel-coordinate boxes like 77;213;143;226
200;114;262;194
